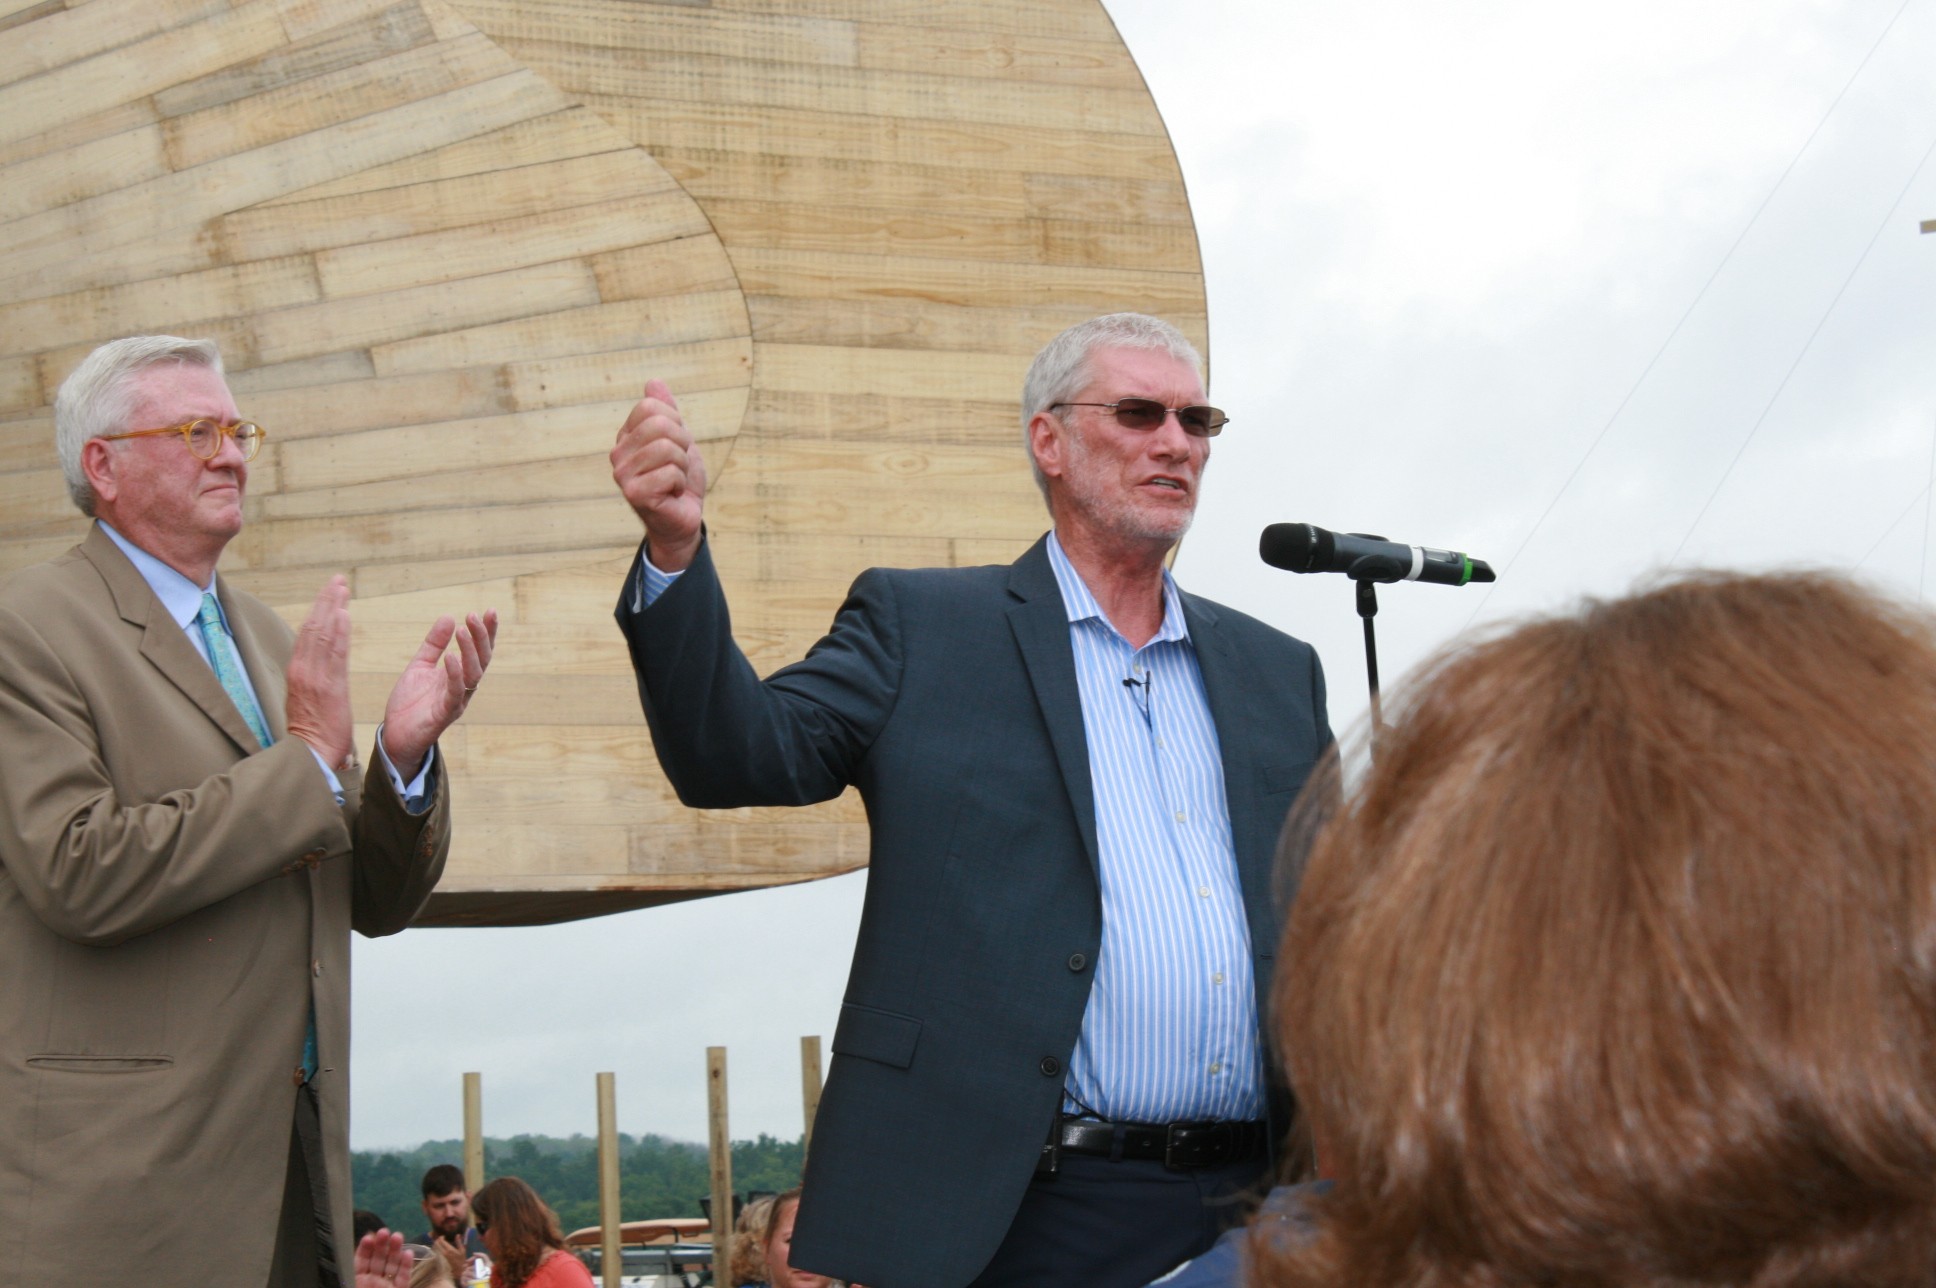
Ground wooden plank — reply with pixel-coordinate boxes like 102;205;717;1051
455;0;859;67
371;289;748;376
733;247;1204;315
152;3;440;119
275;0;425;43
0;360;43;416
220;150;658;262
0;0;226;86
503;40;1166;136
252;109;625;207
0;100;158;170
709;441;1042;540
501;337;755;411
705;196;1200;270
355;545;634;598
0;256;321;355
160;31;513;171
739;388;1029;447
0;2;67;37
626;819;868;876
239;366;512;440
242;259;600;369
227;494;641;570
578;94;1182;180
755;341;1020;401
855;20;1144;89
0;225;218;307
0;1;289;150
0;125;167;225
657;146;1028;216
1022;172;1194;225
226;350;376;392
313;184;704;300
745;295;1131;358
0;467;69;527
589;237;742;302
711;0;1117;42
0;72;569;284
270;395;708;492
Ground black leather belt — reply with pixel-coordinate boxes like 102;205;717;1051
1041;1116;1268;1173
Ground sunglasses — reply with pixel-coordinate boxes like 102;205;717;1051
1050;398;1227;438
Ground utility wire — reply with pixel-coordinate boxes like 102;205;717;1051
1461;0;1917;627
1667;126;1936;566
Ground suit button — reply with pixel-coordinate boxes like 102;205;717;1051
312;960;322;978
1039;1056;1061;1077
1067;953;1087;972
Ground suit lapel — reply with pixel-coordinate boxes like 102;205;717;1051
82;525;266;756
1005;537;1100;877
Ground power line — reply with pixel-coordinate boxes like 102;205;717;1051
1461;0;1918;626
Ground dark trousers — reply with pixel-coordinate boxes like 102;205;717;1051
267;1084;340;1288
965;1151;1267;1288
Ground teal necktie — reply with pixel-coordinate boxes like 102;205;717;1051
195;592;317;1081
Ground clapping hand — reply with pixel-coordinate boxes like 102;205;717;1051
378;608;498;780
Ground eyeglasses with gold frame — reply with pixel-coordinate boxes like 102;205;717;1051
98;419;266;462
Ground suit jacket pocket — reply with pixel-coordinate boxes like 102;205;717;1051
832;1002;922;1070
28;1054;173;1072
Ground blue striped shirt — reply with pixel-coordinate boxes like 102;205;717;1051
1047;533;1261;1123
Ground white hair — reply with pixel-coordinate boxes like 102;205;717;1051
54;335;224;517
1018;313;1203;508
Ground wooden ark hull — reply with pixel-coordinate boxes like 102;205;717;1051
0;0;1207;925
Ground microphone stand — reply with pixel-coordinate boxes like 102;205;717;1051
1356;578;1383;757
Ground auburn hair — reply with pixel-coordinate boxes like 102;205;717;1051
470;1176;568;1288
1255;571;1936;1287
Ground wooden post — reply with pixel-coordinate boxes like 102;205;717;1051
596;1072;622;1288
706;1047;733;1267
463;1072;484;1194
799;1035;823;1151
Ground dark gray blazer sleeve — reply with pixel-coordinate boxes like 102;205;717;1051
614;536;903;807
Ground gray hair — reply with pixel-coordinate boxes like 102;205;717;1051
54;335;224;517
1018;313;1203;506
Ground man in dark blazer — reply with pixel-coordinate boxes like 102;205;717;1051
612;314;1330;1288
0;335;496;1288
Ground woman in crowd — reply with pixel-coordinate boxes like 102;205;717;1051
1254;571;1936;1286
731;1194;779;1287
470;1176;593;1288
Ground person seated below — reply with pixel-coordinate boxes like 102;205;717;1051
1247;571;1936;1287
471;1177;593;1288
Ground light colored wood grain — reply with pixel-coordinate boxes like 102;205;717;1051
578;94;1183;180
0;0;1205;915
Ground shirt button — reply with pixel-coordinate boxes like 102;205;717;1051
1208;1061;1222;1075
1039;1056;1062;1077
1175;810;1186;822
1067;953;1087;972
1155;737;1165;749
1197;886;1211;899
1212;972;1224;985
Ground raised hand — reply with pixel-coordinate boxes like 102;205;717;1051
610;377;707;571
284;575;354;771
378;608;499;780
354;1228;413;1288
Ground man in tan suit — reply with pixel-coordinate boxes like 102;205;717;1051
0;336;497;1287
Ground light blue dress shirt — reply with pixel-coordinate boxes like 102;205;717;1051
641;532;1261;1124
100;522;433;809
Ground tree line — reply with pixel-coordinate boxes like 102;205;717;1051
353;1132;807;1236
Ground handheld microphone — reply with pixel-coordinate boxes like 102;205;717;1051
1259;523;1496;586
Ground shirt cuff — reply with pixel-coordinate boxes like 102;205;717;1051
306;747;345;805
374;721;437;816
634;552;685;611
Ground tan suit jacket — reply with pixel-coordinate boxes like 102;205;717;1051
0;524;448;1286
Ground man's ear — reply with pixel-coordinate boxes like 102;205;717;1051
1027;410;1066;483
81;438;120;507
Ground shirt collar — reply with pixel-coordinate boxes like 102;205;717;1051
99;521;216;632
1045;529;1190;646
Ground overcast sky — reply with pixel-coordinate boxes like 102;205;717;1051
349;0;1936;1155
